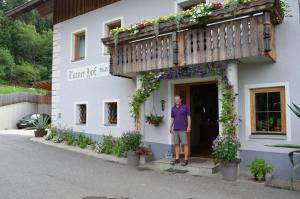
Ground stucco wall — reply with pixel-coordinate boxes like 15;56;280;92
0;103;37;130
238;0;300;153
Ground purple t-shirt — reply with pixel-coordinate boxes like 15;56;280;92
171;104;190;131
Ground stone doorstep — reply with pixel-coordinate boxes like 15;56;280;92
140;158;220;177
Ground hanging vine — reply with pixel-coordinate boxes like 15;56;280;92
130;64;239;137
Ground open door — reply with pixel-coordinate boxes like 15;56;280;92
174;84;191;157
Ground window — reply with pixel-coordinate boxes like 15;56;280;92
176;0;206;12
76;103;87;125
73;30;86;61
250;87;286;135
104;19;122;54
104;101;118;126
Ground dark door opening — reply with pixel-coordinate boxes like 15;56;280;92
190;83;219;158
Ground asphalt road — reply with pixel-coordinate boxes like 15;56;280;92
0;130;299;199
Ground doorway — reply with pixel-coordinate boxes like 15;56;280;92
175;82;219;158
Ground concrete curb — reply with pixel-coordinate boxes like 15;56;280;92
30;137;128;165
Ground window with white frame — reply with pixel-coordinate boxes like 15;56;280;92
250;87;286;135
75;103;87;125
104;101;118;126
72;30;86;61
176;0;206;12
103;19;122;54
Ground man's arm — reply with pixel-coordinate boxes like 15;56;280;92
187;115;191;132
170;118;174;134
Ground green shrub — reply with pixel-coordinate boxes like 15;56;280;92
77;133;91;149
101;134;115;154
112;140;125;157
33;115;49;131
63;130;76;146
120;131;142;152
52;134;64;143
247;158;273;181
45;126;58;141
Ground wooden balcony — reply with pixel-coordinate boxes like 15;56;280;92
102;0;283;76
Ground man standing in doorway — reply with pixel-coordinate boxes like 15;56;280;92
170;95;191;166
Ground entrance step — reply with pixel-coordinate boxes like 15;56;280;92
140;157;220;176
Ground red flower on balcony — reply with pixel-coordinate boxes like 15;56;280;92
211;2;224;10
137;23;146;30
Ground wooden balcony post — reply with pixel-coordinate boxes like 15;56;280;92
172;32;178;66
263;12;271;52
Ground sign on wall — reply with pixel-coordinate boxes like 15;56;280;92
67;63;109;81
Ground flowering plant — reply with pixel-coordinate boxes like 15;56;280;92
212;136;241;162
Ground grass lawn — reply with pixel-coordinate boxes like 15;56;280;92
0;85;47;95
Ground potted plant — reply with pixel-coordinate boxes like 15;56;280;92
33;115;49;137
120;131;143;167
212;136;241;181
138;146;153;165
145;113;163;127
247;158;273;183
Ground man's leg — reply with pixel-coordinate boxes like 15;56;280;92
175;144;180;160
183;144;189;160
181;131;189;166
171;132;181;165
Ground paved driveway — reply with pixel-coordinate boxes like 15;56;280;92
0;130;299;199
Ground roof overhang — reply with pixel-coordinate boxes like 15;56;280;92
4;0;53;18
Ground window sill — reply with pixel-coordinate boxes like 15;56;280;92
75;123;87;126
104;124;118;127
72;58;85;62
249;134;287;140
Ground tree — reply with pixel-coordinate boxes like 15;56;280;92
0;47;15;84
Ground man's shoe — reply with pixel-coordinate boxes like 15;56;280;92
171;159;180;165
182;160;189;166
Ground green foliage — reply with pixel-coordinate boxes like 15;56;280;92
52;134;64;143
63;130;76;146
247;158;273;181
101;134;115;154
0;85;47;95
112;140;125;157
0;48;15;83
130;72;161;120
45;126;58;141
33;115;49;130
0;2;53;86
279;0;292;17
120;131;142;152
77;133;92;149
288;103;300;119
212;136;241;162
145;113;163;127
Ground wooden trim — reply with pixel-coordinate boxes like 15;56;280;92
73;31;86;61
250;86;286;135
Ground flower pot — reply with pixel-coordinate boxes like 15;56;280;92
139;154;153;165
221;161;239;181
127;151;140;167
34;129;47;138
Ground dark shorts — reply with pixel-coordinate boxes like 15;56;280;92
172;131;188;145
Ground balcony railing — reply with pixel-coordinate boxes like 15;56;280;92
102;0;283;76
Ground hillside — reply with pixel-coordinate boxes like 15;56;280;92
0;0;53;87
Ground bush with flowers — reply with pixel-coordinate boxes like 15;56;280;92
212;136;241;162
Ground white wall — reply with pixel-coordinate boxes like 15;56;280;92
0;103;37;130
